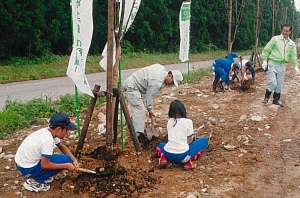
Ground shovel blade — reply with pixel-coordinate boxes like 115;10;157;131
145;127;161;140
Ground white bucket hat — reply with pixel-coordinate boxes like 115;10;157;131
170;70;183;87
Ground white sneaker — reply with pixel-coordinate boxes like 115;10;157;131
45;176;54;183
23;179;50;192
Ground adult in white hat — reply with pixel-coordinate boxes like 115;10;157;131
123;63;183;145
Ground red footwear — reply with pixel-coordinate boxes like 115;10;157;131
184;160;197;170
191;150;204;161
156;147;168;169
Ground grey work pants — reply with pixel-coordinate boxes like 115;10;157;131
125;87;146;136
266;61;286;93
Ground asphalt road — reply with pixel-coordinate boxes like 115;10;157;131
0;60;216;110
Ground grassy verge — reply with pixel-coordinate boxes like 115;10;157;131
0;94;106;139
0;49;261;138
0;49;259;84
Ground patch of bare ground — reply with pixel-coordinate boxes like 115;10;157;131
1;60;300;197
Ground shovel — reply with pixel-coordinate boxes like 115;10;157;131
145;117;161;140
77;167;96;174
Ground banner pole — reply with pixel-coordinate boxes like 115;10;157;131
118;59;124;150
69;0;81;137
75;86;81;137
187;60;190;82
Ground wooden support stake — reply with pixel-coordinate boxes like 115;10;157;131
119;89;142;153
75;85;101;158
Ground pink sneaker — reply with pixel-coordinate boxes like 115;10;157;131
156;147;168;169
184;160;197;170
191;150;204;161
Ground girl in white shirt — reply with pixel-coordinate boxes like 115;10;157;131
156;100;208;170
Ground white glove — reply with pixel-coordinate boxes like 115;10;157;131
243;73;248;80
295;67;299;74
262;61;267;70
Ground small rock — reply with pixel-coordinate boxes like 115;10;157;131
210;118;217;125
99;167;105;172
90;186;96;191
264;133;272;138
251;115;263;122
3;154;15;159
228;161;234;165
238;153;244;157
239;148;248;153
283;139;292;142
224;144;238;150
239;114;247;122
201;188;207;193
212;105;219;109
187;193;197;198
69;134;77;139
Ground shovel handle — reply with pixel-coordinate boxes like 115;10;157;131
77;167;96;174
151;117;154;129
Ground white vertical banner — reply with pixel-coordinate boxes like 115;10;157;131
67;0;94;97
179;1;191;63
99;0;141;71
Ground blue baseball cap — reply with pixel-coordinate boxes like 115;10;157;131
49;113;76;130
231;63;240;73
228;52;238;58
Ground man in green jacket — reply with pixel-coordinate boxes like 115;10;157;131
261;24;299;106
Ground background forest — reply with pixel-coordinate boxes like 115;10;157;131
0;0;299;61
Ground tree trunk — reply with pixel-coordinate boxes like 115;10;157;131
106;0;115;151
227;0;232;53
255;0;261;54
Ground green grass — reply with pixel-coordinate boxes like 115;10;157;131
0;49;262;138
0;49;260;84
183;68;213;83
0;94;105;139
